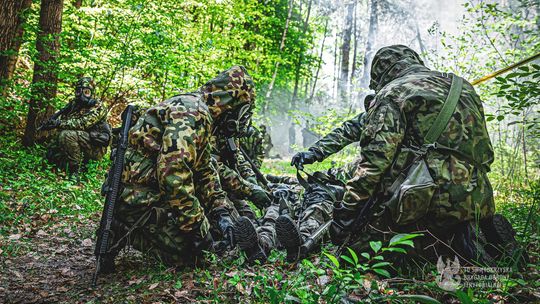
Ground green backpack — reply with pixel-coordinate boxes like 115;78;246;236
383;74;464;225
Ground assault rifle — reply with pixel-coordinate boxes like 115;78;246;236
37;104;73;131
239;146;269;188
92;105;134;287
335;194;379;257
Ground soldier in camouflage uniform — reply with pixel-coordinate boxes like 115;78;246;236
240;125;265;169
99;66;256;271
328;45;496;261
42;77;110;175
260;125;273;158
233;171;345;263
211;134;272;221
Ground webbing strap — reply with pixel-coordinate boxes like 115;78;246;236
424;74;464;144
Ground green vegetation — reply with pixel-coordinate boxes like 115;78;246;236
1;0;539;302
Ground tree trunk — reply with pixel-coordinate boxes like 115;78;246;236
289;0;312;154
22;0;64;146
339;1;354;105
359;0;378;94
350;1;358;85
264;0;294;108
309;18;329;101
414;19;427;54
73;0;82;8
291;0;312;108
0;0;33;89
333;28;339;101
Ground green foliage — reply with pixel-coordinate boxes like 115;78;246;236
0;134;106;239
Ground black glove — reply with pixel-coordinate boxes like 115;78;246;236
330;202;357;245
210;208;235;248
249;185;273;209
192;222;214;255
40;119;60;131
290;150;320;170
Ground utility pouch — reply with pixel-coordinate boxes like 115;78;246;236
382;74;463;226
383;158;436;225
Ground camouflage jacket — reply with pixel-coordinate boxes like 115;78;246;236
58;99;107;131
308;113;366;161
120;65;256;235
343;45;495;228
211;136;258;199
240;126;265;168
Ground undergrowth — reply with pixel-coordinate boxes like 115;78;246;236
1;134;539;303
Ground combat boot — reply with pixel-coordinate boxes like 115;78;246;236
480;214;529;267
276;214;304;262
233;216;271;264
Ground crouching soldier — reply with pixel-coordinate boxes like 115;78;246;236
98;66;256;272
329;45;517;265
41;77;110;175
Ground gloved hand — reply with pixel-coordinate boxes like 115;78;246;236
40;119;60;131
192;221;214;254
249;185;273;209
209;208;235;249
290;150;320;170
330;202;357;245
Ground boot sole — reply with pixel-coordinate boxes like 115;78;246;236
276;215;302;262
233;217;266;263
481;214;529;266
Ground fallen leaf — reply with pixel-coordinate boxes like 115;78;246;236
56;286;69;292
174;290;188;297
61;267;75;277
36;229;48;237
128;277;144;286
39;291;49;298
8;234;21;240
11;270;23;279
149;282;159;290
81;238;92;247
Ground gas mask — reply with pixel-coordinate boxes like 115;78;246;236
75;77;96;107
217;103;253;137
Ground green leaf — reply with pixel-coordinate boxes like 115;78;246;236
341;255;355;265
361;252;370;259
369;241;382;253
324;252;340;268
395;295;442;304
347;247;359;265
389;233;423;246
382;247;407;254
455;290;474;304
372;262;391;268
372;268;390;278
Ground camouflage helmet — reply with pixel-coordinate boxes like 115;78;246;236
369;45;424;92
200;65;256;120
76;77;95;90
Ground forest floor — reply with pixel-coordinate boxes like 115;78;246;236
1;135;539;303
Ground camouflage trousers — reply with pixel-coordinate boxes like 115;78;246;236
47;130;106;170
256;188;334;250
112;199;210;266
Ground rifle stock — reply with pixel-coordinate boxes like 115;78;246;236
92;105;134;287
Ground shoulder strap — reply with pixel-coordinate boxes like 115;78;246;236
424;74;463;144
